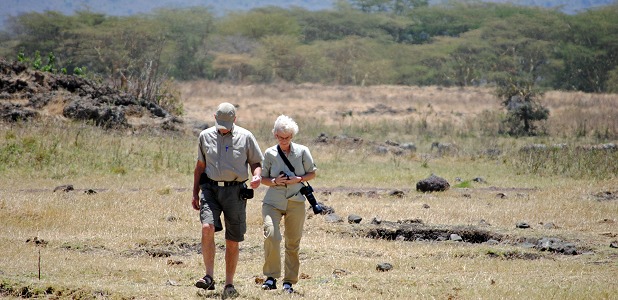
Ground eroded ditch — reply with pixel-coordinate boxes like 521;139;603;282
347;219;587;256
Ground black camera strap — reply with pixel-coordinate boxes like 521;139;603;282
277;144;311;189
277;145;296;175
276;145;322;214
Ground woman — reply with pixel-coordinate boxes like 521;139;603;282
260;115;317;294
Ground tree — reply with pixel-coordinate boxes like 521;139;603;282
255;35;303;82
152;7;215;80
496;79;549;136
348;0;428;14
217;8;301;40
553;4;618;92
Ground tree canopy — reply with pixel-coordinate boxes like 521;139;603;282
1;0;617;92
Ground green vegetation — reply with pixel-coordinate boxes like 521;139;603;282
0;122;194;179
1;1;617;92
1;2;616;298
1;81;617;299
496;79;549;136
17;50;87;75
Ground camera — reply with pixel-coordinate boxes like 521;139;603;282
279;171;291;179
240;183;254;200
299;183;323;214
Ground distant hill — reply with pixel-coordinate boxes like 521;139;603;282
0;0;334;29
1;0;615;29
479;0;615;14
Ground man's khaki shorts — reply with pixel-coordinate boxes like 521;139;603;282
200;183;247;242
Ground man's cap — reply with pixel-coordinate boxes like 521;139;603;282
215;102;236;130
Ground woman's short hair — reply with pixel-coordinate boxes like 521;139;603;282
272;115;299;136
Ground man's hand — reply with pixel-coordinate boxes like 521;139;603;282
250;175;261;189
191;195;200;210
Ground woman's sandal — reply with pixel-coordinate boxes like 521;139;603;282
195;274;215;290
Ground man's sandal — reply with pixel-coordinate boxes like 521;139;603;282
222;284;239;298
195;274;215;290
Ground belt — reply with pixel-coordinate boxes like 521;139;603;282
204;177;243;187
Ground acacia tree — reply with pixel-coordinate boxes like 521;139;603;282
256;34;303;82
554;5;618;92
496;79;549;136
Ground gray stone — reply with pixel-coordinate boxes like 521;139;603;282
543;222;558;229
347;214;363;224
324;213;343;223
450;234;463;242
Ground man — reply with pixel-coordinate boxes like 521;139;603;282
191;102;264;298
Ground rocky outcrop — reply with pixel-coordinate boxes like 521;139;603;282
0;58;181;130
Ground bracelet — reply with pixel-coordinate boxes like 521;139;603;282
271;178;277;185
299;176;303;182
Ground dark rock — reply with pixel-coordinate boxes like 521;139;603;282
0;103;38;122
63;98;127;128
317;203;335;215
397;218;423;224
146;249;172;258
593;190;618;201
416;175;450;192
472;177;486;183
348;191;364;197
315;133;329;143
84;189;97;195
516;222;530;229
26;237;48;246
166;259;183;266
535;237;578;255
54;185;74;192
376;263;392;272
389;190;405;197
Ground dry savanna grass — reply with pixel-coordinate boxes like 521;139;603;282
1;82;617;299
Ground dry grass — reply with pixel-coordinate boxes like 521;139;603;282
1;82;617;299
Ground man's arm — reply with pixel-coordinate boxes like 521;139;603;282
192;160;206;210
249;162;262;189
